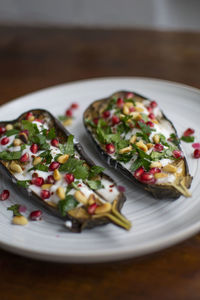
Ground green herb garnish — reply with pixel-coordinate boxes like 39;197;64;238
7;204;22;216
181;136;195;143
0;150;22;160
58;195;78;216
17;180;30;188
87;180;103;190
59;134;74;155
5;129;20;137
88;165;104;179
59;157;89;179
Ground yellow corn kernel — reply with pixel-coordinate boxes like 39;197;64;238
153;134;160;144
129;135;137;144
74;190;88;205
56;187;65;200
125;102;134;108
135;107;144;112
88;194;96;205
57;154;69;164
27;115;35;122
136;140;148;152
53;169;61;181
154;173;168;179
33;156;42;166
163;164;177;173
12;216;28;226
6;124;13;131
150;161;162;168
41;184;52;190
13;138;22;147
152;119;159;124
130;112;142;121
119;145;132;154
10;161;23;173
95;203;112;214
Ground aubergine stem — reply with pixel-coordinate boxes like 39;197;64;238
92;200;131;231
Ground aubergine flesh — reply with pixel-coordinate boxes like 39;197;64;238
84;91;192;199
0;109;131;232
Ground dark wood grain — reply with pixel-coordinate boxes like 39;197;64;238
0;26;200;300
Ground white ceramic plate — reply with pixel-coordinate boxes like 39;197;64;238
0;77;200;263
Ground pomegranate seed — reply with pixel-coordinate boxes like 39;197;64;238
150;101;157;108
34;118;43;123
71;103;79;109
65;109;73;117
26;112;33;120
194;149;200;159
149;167;161;174
134;166;145;179
146;121;154;128
126;92;134;99
46;175;55;184
102;110;110;118
116;98;124;108
20;153;29;163
41;190;50;199
88;203;98;215
140;172;156;184
0;127;6;135
147;106;153;113
93;118;99;126
192;143;200;149
49;161;60;171
154;144;164;152
19;205;27;213
118;185;125;193
183;128;195;136
112;115;120;125
129;107;135;112
29;210;42;221
32;172;38;178
31;177;44;187
172;150;183;158
65;173;75;184
105;143;115;154
1;137;9;145
148;113;155;119
0;189;10;201
51;138;59;147
30;144;38;154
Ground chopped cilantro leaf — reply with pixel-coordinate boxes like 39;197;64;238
87;180;103;190
85;118;97;128
169;133;180;146
181;136;195;143
59;157;89;179
59;134;74;155
130;159;144;172
17;180;30;188
21;120;39;138
58;195;78;216
5;129;19;137
0;150;22;160
7;204;22;216
29;164;49;172
140;113;149;122
47;128;56;140
31;134;50;150
88;165;104;179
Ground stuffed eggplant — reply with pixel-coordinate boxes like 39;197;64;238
84;91;192;199
0;109;131;232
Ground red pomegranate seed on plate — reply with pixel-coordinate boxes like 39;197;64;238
46;175;55;184
129;107;135;112
65;173;75;184
140;172;156;184
32;177;44;187
172;150;183;158
93;118;99;125
126;92;134;99
118;185;125;193
30;143;39;154
105;143;115;154
183;128;195;136
150;101;157;108
41;190;50;199
65;109;73;117
88;203;98;215
194;149;200;159
192;143;200;149
116;98;124;108
154;144;164;152
134;166;145;179
20;153;29;163
25;112;33;120
112;115;120;125
0;189;10;201
146;121;154;128
51;138;59;147
148;113;155;119
102;110;110;118
0;127;6;135
147;106;152;113
29;210;42;221
149;167;161;174
49;161;60;171
71;103;79;109
1;137;9;145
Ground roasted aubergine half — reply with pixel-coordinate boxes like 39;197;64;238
0;109;131;232
84;91;192;199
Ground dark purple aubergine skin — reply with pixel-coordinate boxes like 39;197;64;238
83;91;192;200
0;109;126;232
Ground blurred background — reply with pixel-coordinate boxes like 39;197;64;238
0;0;200;31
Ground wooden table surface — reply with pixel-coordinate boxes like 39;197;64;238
1;26;200;300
